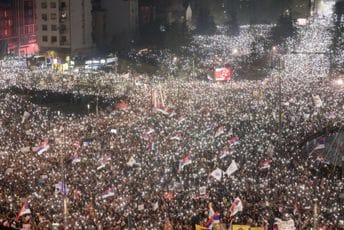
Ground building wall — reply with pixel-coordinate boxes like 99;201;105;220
0;0;38;56
36;0;93;55
70;0;93;54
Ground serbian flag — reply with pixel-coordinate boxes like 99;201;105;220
179;154;192;170
16;202;31;221
34;139;50;155
164;192;174;200
314;137;325;150
205;211;221;228
228;136;239;146
229;197;243;216
214;126;225;138
101;188;115;199
214;67;231;81
70;153;81;164
259;159;272;169
55;181;69;195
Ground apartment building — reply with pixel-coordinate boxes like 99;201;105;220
36;0;93;55
0;0;38;56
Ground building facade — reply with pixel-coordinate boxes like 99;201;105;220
36;0;93;56
93;0;139;51
0;0;38;56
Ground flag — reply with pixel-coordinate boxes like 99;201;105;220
215;126;225;138
21;111;31;124
152;201;159;211
229;197;243;216
33;139;49;155
16;202;31;221
210;168;223;181
314;137;325;150
228;136;239;146
219;147;233;159
205;211;220;229
116;100;129;111
73;142;81;149
70;154;81;164
164;192;174;200
101;188;115;199
97;157;110;170
156;108;169;115
138;204;144;211
83;140;92;146
179;154;192;170
274;218;296;230
259;159;272;169
170;131;183;141
225;160;238;176
312;95;323;108
232;225;249;230
214;67;231;81
55;181;69;195
127;156;140;167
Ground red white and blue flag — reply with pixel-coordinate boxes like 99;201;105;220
16;202;31;221
228;136;240;146
34;138;49;155
101;188;115;199
229;197;243;216
314;137;325;150
179;154;192;170
259;159;272;169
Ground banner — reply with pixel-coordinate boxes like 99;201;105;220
250;227;264;230
214;67;231;81
195;225;208;230
232;225;250;230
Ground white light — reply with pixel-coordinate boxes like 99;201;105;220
232;48;238;55
335;79;343;86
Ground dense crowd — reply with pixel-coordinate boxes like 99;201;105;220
0;1;343;230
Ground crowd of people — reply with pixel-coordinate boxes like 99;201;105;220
0;1;343;230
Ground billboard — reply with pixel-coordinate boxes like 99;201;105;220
214;67;231;81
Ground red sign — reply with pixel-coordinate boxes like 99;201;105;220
214;67;231;81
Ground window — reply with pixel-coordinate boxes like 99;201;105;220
41;2;47;9
60;2;66;8
50;2;57;8
51;13;57;20
42;36;48;42
51;36;57;43
60;36;67;44
51;25;57;31
42;25;48;31
42;14;47;21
